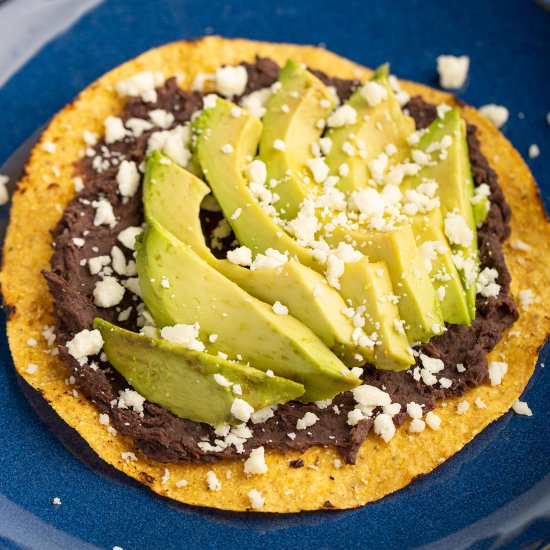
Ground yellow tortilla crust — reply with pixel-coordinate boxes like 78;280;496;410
1;36;549;513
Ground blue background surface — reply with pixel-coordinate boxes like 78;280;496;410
0;1;548;549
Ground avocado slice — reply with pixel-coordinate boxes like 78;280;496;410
143;151;368;365
258;60;335;219
330;224;444;343
135;220;360;401
339;259;414;368
324;65;415;193
411;210;471;325
404;107;479;317
192;99;413;370
193;96;316;267
94;318;304;425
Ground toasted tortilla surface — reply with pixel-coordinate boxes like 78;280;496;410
1;36;549;512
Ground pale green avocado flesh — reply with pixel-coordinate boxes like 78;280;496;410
135;220;360;402
404;107;479;318
94;318;304;425
324;65;416;193
330;225;444;343
259;59;335;219
143;151;369;366
192;98;414;369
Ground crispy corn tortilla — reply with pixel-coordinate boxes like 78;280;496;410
1;36;549;513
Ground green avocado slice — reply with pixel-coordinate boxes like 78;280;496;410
404;107;479;318
411;210;472;325
330;224;444;343
259;59;335;219
94;318;304;425
135;220;360;402
324;65;415;193
339;259;414;368
193;96;316;266
143;151;368;365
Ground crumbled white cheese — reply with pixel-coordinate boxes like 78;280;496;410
125;118;153;137
93;277;125;307
250;405;277;424
373;413;395;442
118;388;146;414
408;418;426;433
220;143;234;154
52;497;61;505
296;411;319;430
360;81;388;106
104;116;127;144
117;226;142;250
88;255;111;275
25;363;38;374
116;160;141;197
437;55;470;89
445;212;473;247
227;246;252;266
406;402;423;419
250;248;288;270
488;361;508;386
272;301;288;315
475;397;486;409
215;65;248;97
246;159;267;185
327;105;357;128
512;400;533;416
93;198;117;227
244;446;268;475
456;401;470;415
248;488;265;509
66;329;104;365
425;411;441;430
510;239;531;252
42;140;56;153
306;157;330;183
121;451;138;461
206;470;221;491
0;174;10;205
149;109;174;129
352;385;391;407
160;323;205;352
231;398;254;423
476;267;501;298
240;88;272;118
147;125;191;167
479;104;509;128
528;144;540;159
116;71;164;103
518;288;536;311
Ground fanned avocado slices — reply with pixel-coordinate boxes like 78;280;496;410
329;225;444;343
324;65;415;193
143;151;370;366
192;100;413;370
135;219;360;402
94;318;304;425
259;59;335;219
403;107;479;318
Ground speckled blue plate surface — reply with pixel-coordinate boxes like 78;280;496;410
0;1;548;548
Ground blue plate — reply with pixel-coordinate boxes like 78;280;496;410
0;1;548;548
